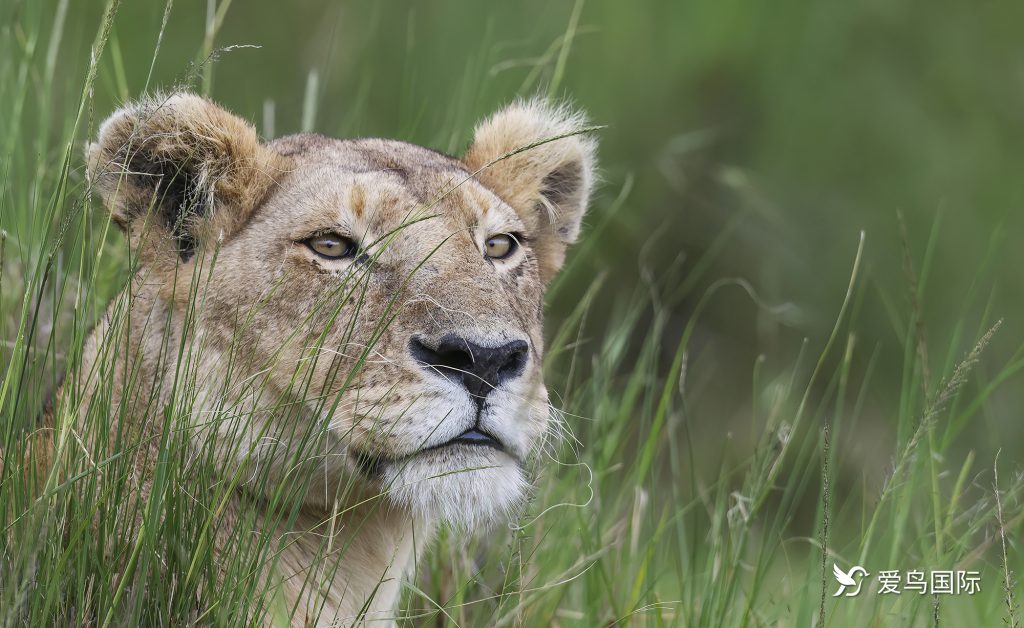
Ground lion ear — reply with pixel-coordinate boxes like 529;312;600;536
86;93;283;263
463;99;598;283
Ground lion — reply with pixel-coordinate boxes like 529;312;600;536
23;92;596;624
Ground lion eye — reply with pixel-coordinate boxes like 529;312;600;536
306;234;357;259
484;233;519;260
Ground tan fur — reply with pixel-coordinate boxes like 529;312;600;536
35;93;595;624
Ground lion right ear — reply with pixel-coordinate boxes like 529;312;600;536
462;99;598;284
86;93;283;263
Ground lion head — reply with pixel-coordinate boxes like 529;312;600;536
86;93;596;530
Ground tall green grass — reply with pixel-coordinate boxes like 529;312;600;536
2;1;1022;625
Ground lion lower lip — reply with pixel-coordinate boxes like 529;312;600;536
415;428;508;457
445;428;505;451
354;429;508;477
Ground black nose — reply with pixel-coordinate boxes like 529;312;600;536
410;335;529;404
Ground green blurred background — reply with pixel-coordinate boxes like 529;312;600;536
7;0;1024;484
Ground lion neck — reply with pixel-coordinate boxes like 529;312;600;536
255;460;435;625
262;499;429;625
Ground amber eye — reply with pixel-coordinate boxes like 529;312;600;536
484;233;519;260
306;233;357;259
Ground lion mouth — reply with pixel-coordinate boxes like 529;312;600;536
354;428;510;478
429;428;505;453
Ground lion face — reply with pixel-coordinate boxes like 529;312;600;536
87;94;596;529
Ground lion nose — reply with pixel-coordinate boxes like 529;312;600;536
410;335;529;404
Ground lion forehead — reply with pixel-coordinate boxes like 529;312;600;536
252;138;519;256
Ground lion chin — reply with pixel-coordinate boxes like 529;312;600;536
374;445;529;532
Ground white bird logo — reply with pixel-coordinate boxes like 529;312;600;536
832;563;869;597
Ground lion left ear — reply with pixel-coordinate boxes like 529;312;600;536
86;93;283;266
463;99;598;283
